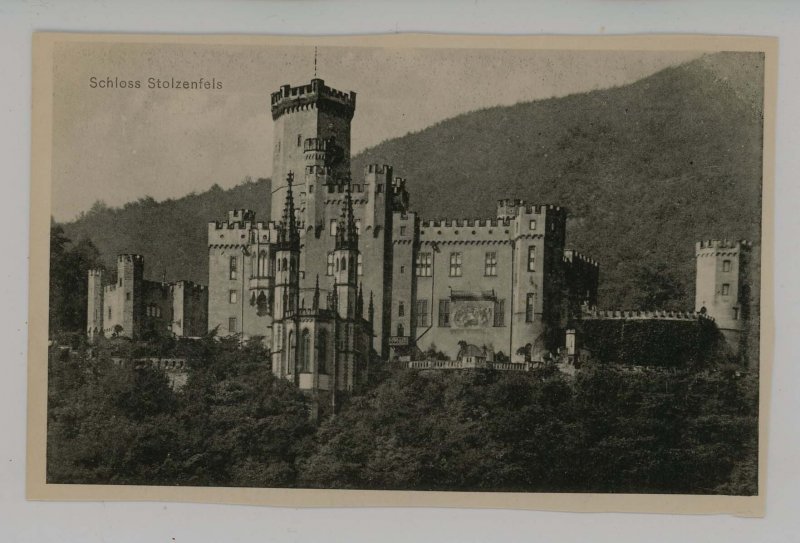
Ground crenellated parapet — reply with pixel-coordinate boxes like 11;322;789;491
563;249;600;269
497;199;565;218
171;280;208;295
696;239;752;257
208;209;274;247
270;78;356;121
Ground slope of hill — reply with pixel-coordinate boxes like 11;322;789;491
61;180;271;285
60;52;764;309
351;52;764;308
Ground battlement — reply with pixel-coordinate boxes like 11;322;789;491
419;217;516;242
420;217;514;229
171;280;208;293
695;239;752;253
497;199;565;218
88;269;103;277
392;176;407;190
117;254;144;264
209;209;270;232
564;249;599;268
364;164;392;176
581;308;710;321
270;78;356;120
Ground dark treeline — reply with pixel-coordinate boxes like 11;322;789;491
48;337;757;495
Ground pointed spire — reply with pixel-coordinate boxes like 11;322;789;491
368;290;375;326
313;274;320;310
277;171;300;251
335;175;358;251
357;283;364;317
330;287;338;312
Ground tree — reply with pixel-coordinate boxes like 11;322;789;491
49;225;103;337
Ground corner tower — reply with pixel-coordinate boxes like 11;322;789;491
270;78;356;222
695;239;752;356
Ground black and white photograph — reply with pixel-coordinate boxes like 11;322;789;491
28;33;774;514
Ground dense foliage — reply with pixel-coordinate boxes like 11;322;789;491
48;337;315;487
48;340;758;495
58;53;764;309
49;225;104;336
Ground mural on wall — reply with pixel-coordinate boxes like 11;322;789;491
451;300;494;329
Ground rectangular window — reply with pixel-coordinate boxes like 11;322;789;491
723;260;732;272
400;265;405;274
527;246;536;272
529;220;537;230
526;293;535;323
228;317;237;333
330;219;337;236
355;219;361;235
494;299;505;327
376;184;383;194
484;251;497;276
126;292;131;301
449;252;462;277
108;307;111;319
297;134;302;147
416;252;432;277
357;254;363;276
734;307;740;320
327;252;334;276
229;290;238;304
229;256;238;279
400;226;407;236
722;284;730;296
416;299;428;327
398;302;405;317
438;299;450;327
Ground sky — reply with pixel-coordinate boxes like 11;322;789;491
51;42;703;221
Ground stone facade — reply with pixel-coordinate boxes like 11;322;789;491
87;254;208;340
695;239;754;360
208;78;600;376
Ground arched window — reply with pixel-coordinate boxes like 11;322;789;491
341;257;347;271
397;323;404;337
282;257;288;273
300;329;311;372
259;250;267;277
318;330;328;374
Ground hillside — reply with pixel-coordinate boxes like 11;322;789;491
61;180;271;285
60;52;764;309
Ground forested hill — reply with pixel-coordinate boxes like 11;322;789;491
60;180;272;287
60;52;764;309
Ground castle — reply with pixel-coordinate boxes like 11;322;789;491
88;77;755;391
86;254;208;340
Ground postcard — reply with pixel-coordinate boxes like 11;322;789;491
28;32;776;515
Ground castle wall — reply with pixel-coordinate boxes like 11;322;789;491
408;204;568;362
171;281;209;337
388;212;417;356
413;218;516;359
87;269;104;339
207;211;275;341
563;249;600;316
140;280;172;338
